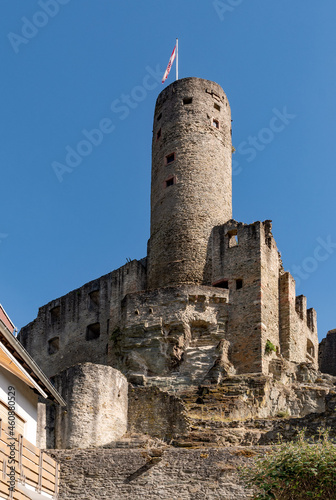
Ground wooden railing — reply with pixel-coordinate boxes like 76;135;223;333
0;419;59;499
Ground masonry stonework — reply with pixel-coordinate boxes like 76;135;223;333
148;78;232;289
40;363;128;449
17;77;335;498
20;259;146;378
319;329;336;375
20;78;320;385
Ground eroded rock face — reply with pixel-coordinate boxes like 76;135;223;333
109;285;232;389
126;365;336;444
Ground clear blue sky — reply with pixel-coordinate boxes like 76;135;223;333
0;1;335;341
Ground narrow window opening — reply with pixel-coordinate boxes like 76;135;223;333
157;112;162;121
165;177;175;188
236;279;243;290
227;229;238;248
165;152;175;165
89;290;100;307
183;97;193;105
50;306;60;324
307;339;315;358
156;128;161;140
213;280;229;289
212;118;219;129
48;337;60;355
214;103;221;112
86;323;100;341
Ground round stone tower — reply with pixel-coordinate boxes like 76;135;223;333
147;77;232;289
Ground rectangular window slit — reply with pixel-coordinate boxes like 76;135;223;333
86;323;100;341
214;103;221;111
50;306;60;324
48;337;60;355
236;279;243;290
165;152;175;164
89;290;100;307
183;97;192;105
213;280;229;289
165;177;175;188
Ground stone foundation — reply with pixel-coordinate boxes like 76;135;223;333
49;447;254;500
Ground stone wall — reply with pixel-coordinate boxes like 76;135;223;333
319;329;336;375
41;363;128;449
49;447;253;500
128;386;189;440
19;260;146;377
46;397;336;499
211;220;281;374
148;78;232;289
109;284;231;387
279;272;318;368
18;74;321;394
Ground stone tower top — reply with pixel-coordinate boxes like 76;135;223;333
147;77;233;289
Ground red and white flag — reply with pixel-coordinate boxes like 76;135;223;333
162;43;177;84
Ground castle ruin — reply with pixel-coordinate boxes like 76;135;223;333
18;78;336;499
20;78;319;383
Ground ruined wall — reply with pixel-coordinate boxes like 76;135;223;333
211;220;281;374
42;363;128;449
319;329;336;375
279;272;318;368
109;285;231;388
259;221;282;373
148;78;232;289
19;260;146;377
128;386;189;440
49;447;253;500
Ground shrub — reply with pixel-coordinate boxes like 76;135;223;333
265;340;276;355
240;429;336;499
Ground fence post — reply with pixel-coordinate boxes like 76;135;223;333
18;435;23;480
37;451;43;493
55;463;60;498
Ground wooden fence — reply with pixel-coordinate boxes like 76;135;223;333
0;419;59;499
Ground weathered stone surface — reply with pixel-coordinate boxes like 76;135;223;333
110;285;231;387
126;370;336;444
19;79;320;383
319;329;336;375
148;78;232;289
19;260;147;377
279;272;318;367
17;78;333;500
128;386;189;440
49;447;254;500
42;363;128;449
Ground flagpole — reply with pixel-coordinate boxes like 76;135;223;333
176;38;178;81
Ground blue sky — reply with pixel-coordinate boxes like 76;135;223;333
0;0;335;341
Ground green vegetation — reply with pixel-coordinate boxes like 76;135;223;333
276;410;290;418
241;429;336;499
265;340;276;355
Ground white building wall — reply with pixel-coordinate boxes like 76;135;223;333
0;367;38;445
